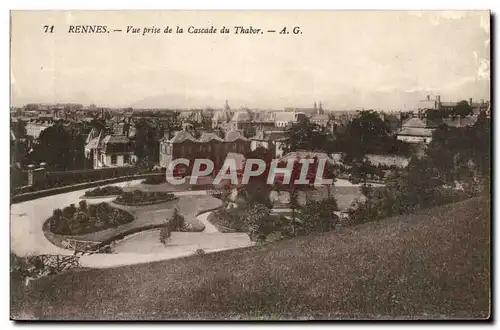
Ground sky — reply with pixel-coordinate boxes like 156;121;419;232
10;10;490;111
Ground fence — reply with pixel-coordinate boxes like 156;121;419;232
12;165;154;196
11;172;159;203
26;254;80;278
62;239;103;255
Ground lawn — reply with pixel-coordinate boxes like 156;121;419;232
13;197;490;320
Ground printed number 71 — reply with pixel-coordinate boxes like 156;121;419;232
43;25;54;33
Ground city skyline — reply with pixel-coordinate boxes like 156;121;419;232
11;11;490;111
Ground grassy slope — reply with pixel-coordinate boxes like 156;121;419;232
13;197;490;320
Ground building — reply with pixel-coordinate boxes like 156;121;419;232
211;100;234;129
85;128;137;169
285;101;324;116
396;117;439;144
442;115;479;128
159;128;251;175
417;95;490;114
230;110;253;132
309;113;330;127
274;112;307;128
26;119;54;138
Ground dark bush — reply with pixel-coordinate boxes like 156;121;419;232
48;202;133;235
114;190;177;206
84;185;124;197
142;174;166;185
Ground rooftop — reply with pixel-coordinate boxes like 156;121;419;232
402;117;439;129
225;130;247;142
199;132;224;142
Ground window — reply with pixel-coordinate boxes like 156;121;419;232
111;155;117;165
124;154;130;164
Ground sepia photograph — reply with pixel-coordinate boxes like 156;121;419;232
9;10;491;320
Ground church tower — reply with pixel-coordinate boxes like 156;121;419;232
318;101;324;114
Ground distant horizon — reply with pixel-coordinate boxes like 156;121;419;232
11;94;490;113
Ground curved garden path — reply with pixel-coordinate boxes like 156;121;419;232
11;178;379;269
10;179;253;269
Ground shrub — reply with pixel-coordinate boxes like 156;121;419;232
142;174;166;185
84;186;123;197
296;198;339;236
169;207;185;231
114;190;176;206
62;206;75;219
159;226;171;245
79;200;88;212
48;202;133;235
194;249;206;256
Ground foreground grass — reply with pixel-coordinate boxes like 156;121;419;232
12;197;490;320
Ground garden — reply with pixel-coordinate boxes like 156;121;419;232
47;200;134;236
113;190;177;206
84;185;124;197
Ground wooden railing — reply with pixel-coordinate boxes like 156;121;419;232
61;239;103;255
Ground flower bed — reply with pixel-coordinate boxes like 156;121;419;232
113;190;177;206
142;174;166;185
84;186;124;197
47;201;134;236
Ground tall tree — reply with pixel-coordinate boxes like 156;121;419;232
282;117;333;153
32;123;86;170
452;100;473;118
341;110;391;160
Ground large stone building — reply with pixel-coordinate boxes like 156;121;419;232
159;128;251;174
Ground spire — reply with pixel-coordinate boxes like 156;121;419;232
224;100;230;112
313;101;317;110
319;101;324;114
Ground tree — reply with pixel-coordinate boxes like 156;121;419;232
171;207;185;231
296;198;339;235
134;118;160;163
340;110;391;161
79;200;88;212
426;108;450;121
218;184;233;213
452;100;473;118
245;204;273;243
159;226;171;246
30;123;86;170
289;189;299;236
322;162;337;199
282;117;334;153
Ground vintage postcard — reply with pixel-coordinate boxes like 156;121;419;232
9;10;491;320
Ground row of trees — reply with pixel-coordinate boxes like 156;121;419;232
348;112;490;224
281;111;411;161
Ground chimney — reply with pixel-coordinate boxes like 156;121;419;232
427;95;430;101
469;98;473;106
436;95;441;110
